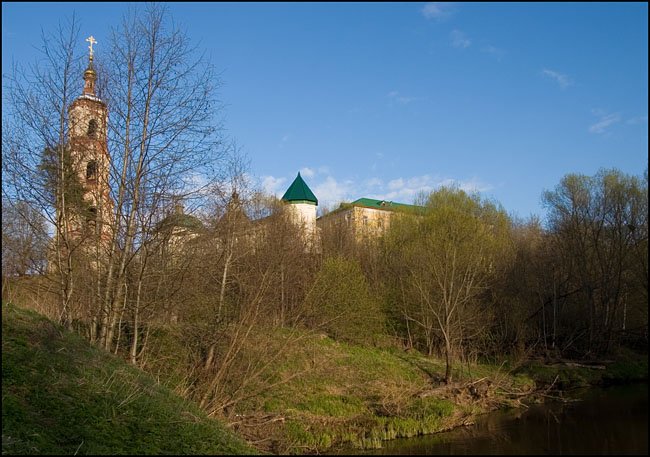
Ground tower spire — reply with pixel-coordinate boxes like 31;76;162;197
82;35;97;96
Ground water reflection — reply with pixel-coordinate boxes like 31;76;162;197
357;384;648;455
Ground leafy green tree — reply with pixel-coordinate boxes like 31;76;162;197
384;187;513;383
305;256;384;345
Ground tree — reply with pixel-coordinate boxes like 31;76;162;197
542;168;648;355
92;3;226;354
384;187;513;383
304;256;385;345
3;14;86;327
1;199;49;278
3;5;228;357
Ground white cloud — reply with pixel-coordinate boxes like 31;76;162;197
387;91;419;105
421;2;455;20
313;176;354;208
364;177;383;188
371;175;493;204
542;68;572;89
261;170;493;211
260;175;287;196
589;111;622;134
457;177;494;193
300;167;315;178
450;29;471;49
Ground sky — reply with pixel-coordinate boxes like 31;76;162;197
2;2;648;219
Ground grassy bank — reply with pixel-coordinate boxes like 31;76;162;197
1;303;256;455
164;328;646;454
3;299;646;455
148;328;538;454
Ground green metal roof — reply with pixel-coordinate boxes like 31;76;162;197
157;213;205;232
281;172;318;205
349;198;422;212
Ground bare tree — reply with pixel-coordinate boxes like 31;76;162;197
2;15;87;327
543;168;649;355
1;199;49;278
83;3;227;353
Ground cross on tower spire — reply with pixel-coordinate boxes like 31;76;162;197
86;35;97;61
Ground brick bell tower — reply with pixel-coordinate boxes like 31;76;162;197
66;35;113;245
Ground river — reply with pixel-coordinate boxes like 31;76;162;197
352;383;648;455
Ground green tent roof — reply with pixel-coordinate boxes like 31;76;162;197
281;172;318;205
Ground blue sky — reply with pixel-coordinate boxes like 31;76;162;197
3;2;648;218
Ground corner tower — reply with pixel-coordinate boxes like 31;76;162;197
281;172;318;238
66;35;113;243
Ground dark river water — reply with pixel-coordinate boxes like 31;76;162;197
351;383;648;455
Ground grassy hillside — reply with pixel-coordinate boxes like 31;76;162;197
1;303;256;455
147;325;645;454
144;327;537;454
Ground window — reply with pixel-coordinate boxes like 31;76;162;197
86;160;97;180
87;119;98;138
86;206;97;230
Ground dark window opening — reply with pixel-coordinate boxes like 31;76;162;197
86;160;97;180
86;206;97;231
87;119;98;138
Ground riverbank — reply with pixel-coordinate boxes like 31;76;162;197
4;300;646;455
209;332;647;454
355;383;648;455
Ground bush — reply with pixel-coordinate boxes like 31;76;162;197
305;256;385;345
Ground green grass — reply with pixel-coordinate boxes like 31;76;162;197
215;330;523;453
514;351;648;390
2;303;257;455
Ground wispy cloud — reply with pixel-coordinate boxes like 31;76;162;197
313;176;354;209
260;175;287;196
589;110;621;134
259;171;493;212
278;134;290;148
387;91;418;105
421;2;455;20
450;29;471;49
482;45;506;61
626;115;648;125
300;167;315;178
542;68;572;89
373;175;493;204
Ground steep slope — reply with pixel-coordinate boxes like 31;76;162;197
2;303;256;455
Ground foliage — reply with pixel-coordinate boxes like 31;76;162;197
542;168;648;355
383;186;513;382
305;256;385;345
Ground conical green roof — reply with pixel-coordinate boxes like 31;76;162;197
281;172;318;205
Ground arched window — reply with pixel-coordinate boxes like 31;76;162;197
86;160;98;180
87;119;98;138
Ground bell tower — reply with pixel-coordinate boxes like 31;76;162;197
66;35;113;243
